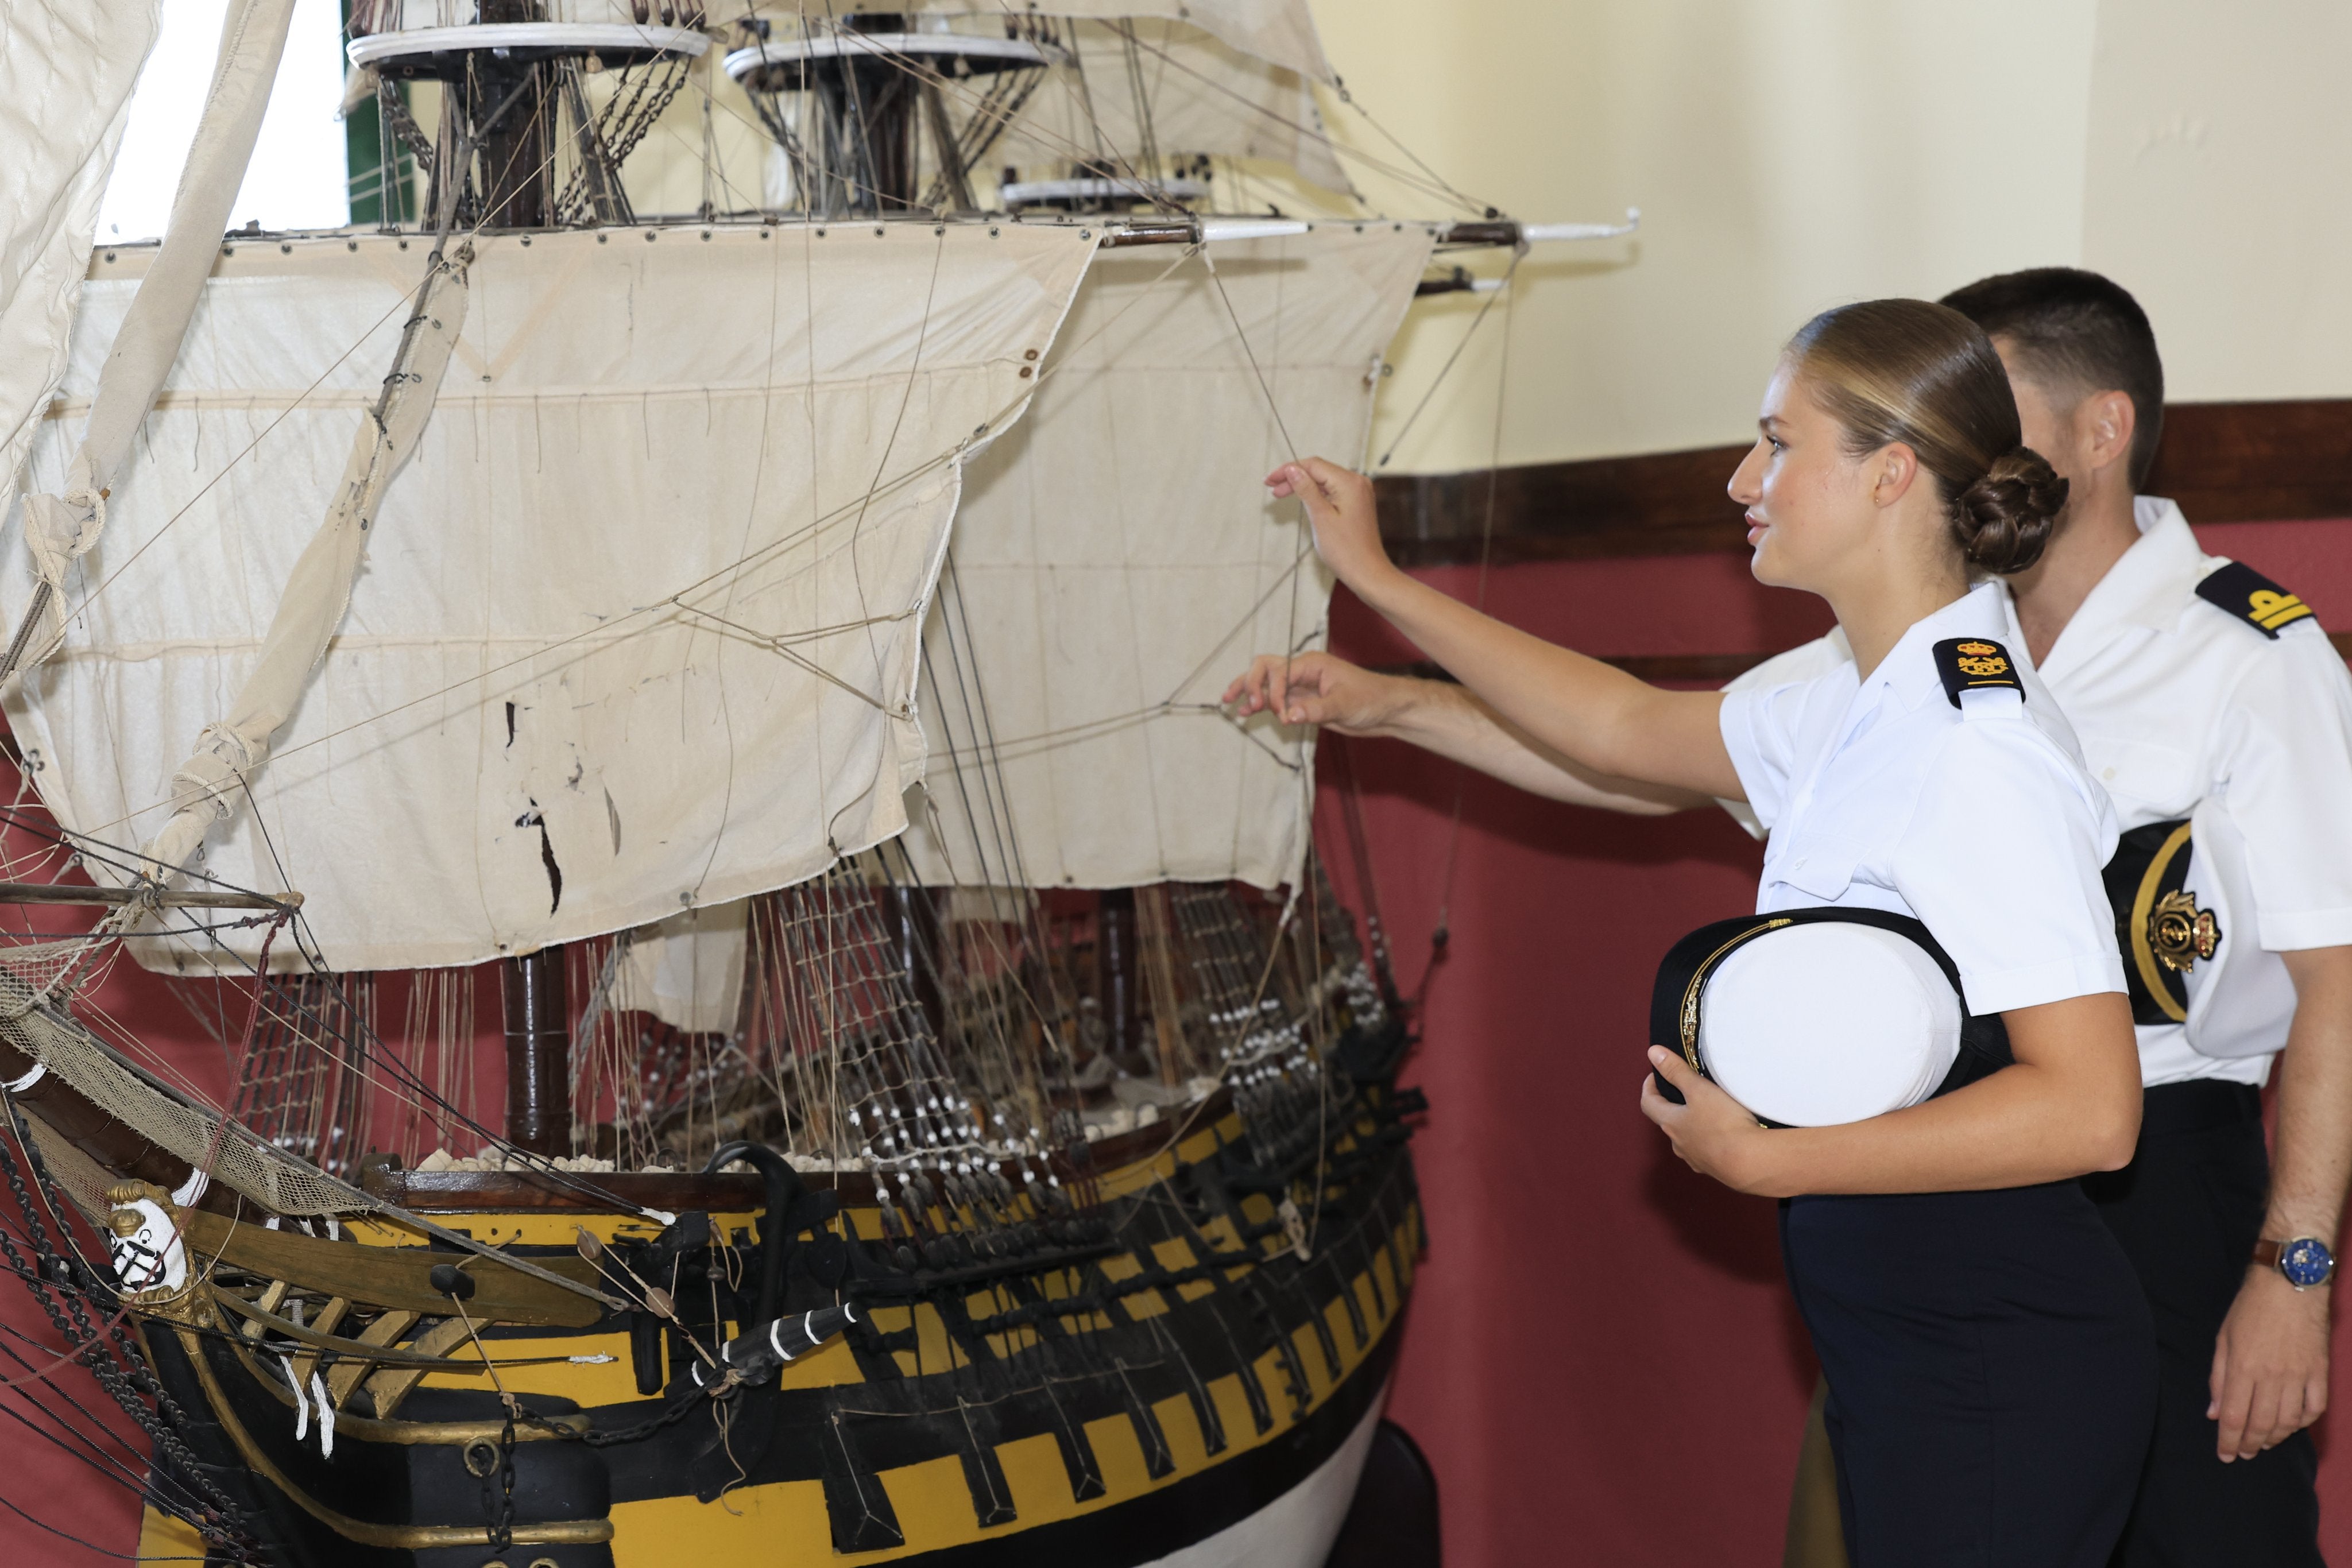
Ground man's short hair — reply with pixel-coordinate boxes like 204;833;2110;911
1939;268;2165;487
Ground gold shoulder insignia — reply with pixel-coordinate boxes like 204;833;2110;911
2196;560;2314;638
1933;636;2023;709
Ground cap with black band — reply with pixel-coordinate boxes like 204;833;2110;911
1650;906;2013;1128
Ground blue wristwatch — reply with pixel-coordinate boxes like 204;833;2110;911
2255;1236;2336;1290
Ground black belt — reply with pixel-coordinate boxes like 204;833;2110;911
2102;816;2214;1027
2140;1080;2261;1137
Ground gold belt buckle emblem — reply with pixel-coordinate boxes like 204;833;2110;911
2147;889;2220;974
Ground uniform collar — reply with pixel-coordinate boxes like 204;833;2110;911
1857;582;2011;714
2022;497;2206;679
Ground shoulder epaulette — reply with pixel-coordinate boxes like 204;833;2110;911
1933;637;2023;708
2196;560;2314;638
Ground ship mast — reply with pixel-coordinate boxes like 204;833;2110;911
504;948;572;1156
725;12;1051;216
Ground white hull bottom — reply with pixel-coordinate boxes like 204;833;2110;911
1138;1379;1392;1568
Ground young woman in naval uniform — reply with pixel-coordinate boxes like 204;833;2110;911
1228;299;2157;1566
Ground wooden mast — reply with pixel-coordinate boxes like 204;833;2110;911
1097;888;1142;1068
471;0;550;230
502;947;570;1157
462;5;565;1158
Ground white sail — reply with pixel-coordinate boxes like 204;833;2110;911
137;231;469;884
616;901;748;1033
0;2;160;504
19;0;296;656
903;222;1433;892
8;223;1098;973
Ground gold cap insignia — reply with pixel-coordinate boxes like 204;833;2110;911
2149;889;2221;974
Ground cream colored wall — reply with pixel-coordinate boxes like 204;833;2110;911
1321;0;2101;471
1327;0;2350;474
602;3;2340;473
2083;0;2352;405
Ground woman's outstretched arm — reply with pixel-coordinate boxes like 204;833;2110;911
1251;456;1743;800
1221;651;1708;814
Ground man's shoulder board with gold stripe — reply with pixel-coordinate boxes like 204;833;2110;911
1932;636;2024;708
2195;560;2315;639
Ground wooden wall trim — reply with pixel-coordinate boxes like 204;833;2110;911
1374;398;2352;567
1384;634;2352;690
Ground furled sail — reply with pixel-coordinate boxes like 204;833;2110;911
7;223;1098;973
903;222;1433;892
17;0;295;663
726;4;1349;203
988;18;1349;195
136;222;468;884
833;0;1336;83
0;2;161;502
382;0;1333;83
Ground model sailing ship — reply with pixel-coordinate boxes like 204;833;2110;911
0;2;1625;1562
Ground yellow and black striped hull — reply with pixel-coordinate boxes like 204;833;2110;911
136;1091;1422;1566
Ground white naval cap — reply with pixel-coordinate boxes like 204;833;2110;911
1696;923;1962;1128
1652;909;2004;1128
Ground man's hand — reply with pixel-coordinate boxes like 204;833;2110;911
2214;945;2352;1462
1223;651;1402;735
2210;1266;2331;1461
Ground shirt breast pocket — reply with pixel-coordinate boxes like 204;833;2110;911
2080;734;2200;816
1770;838;1862;902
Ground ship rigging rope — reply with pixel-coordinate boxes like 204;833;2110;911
40;73;574;641
54;185;1227;816
1396;257;1521;1000
1102;19;1495;218
44;7;1483;650
0;32;1393;1521
54;237;1205;850
917;355;1336;1200
1375;246;1523;469
0;1308;175;1495
717;12;1197;221
5;310;1322;1188
0;955;636;1291
0;1095;266;1555
17;13;1418;1195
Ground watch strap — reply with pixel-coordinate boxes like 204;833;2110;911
2254;1236;2336;1287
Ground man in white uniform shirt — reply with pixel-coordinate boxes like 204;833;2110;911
1231;270;2352;1565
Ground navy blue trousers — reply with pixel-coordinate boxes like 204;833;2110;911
2083;1083;2324;1567
1782;1183;2157;1568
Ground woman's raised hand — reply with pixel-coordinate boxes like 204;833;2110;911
1267;458;1392;591
1222;651;1399;733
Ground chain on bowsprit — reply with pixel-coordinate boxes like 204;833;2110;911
0;1098;266;1559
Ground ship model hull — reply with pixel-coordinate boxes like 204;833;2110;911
0;7;1469;1562
129;1086;1420;1561
119;1051;1419;1566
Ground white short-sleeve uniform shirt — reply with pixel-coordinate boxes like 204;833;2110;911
1728;500;2352;1085
1720;582;2127;1017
